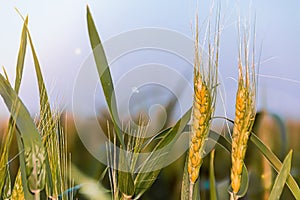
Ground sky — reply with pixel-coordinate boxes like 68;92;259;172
0;0;300;120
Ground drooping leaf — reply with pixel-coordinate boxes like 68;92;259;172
268;150;293;200
134;108;192;198
153;108;192;152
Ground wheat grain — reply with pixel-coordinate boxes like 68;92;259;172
188;80;212;183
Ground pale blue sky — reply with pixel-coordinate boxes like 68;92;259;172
0;0;300;119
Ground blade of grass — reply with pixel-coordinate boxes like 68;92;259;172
71;164;110;200
209;150;217;200
86;6;124;147
16;10;55;196
27;25;54;138
0;74;43;199
268;150;293;200
220;118;300;199
14;16;28;94
0;17;28;195
2;165;12;199
181;154;190;200
134;108;192;198
208;127;300;199
25;21;55;196
250;134;300;199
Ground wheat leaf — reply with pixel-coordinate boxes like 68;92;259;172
134;108;192;198
181;154;190;200
24;19;55;196
250;134;300;199
2;165;12;199
14;16;28;93
86;6;124;147
0;17;28;196
268;150;293;200
0;74;42;199
71;164;110;200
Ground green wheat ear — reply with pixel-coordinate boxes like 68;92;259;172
25;143;47;195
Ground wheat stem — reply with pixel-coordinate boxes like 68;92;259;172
189;182;194;200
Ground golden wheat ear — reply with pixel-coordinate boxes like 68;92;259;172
230;25;256;200
187;8;220;199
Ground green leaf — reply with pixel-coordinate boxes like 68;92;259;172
250;134;300;199
209;150;217;200
0;17;28;196
71;164;110;200
25;20;55;196
154;108;192;151
26;23;54;138
193;180;200;200
222;118;300;199
135;108;192;198
2;165;12;199
15;135;33;199
14;16;28;94
269;150;293;200
86;6;124;147
181;154;189;200
0;74;43;199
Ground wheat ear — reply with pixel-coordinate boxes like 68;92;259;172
230;28;256;199
187;10;220;199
